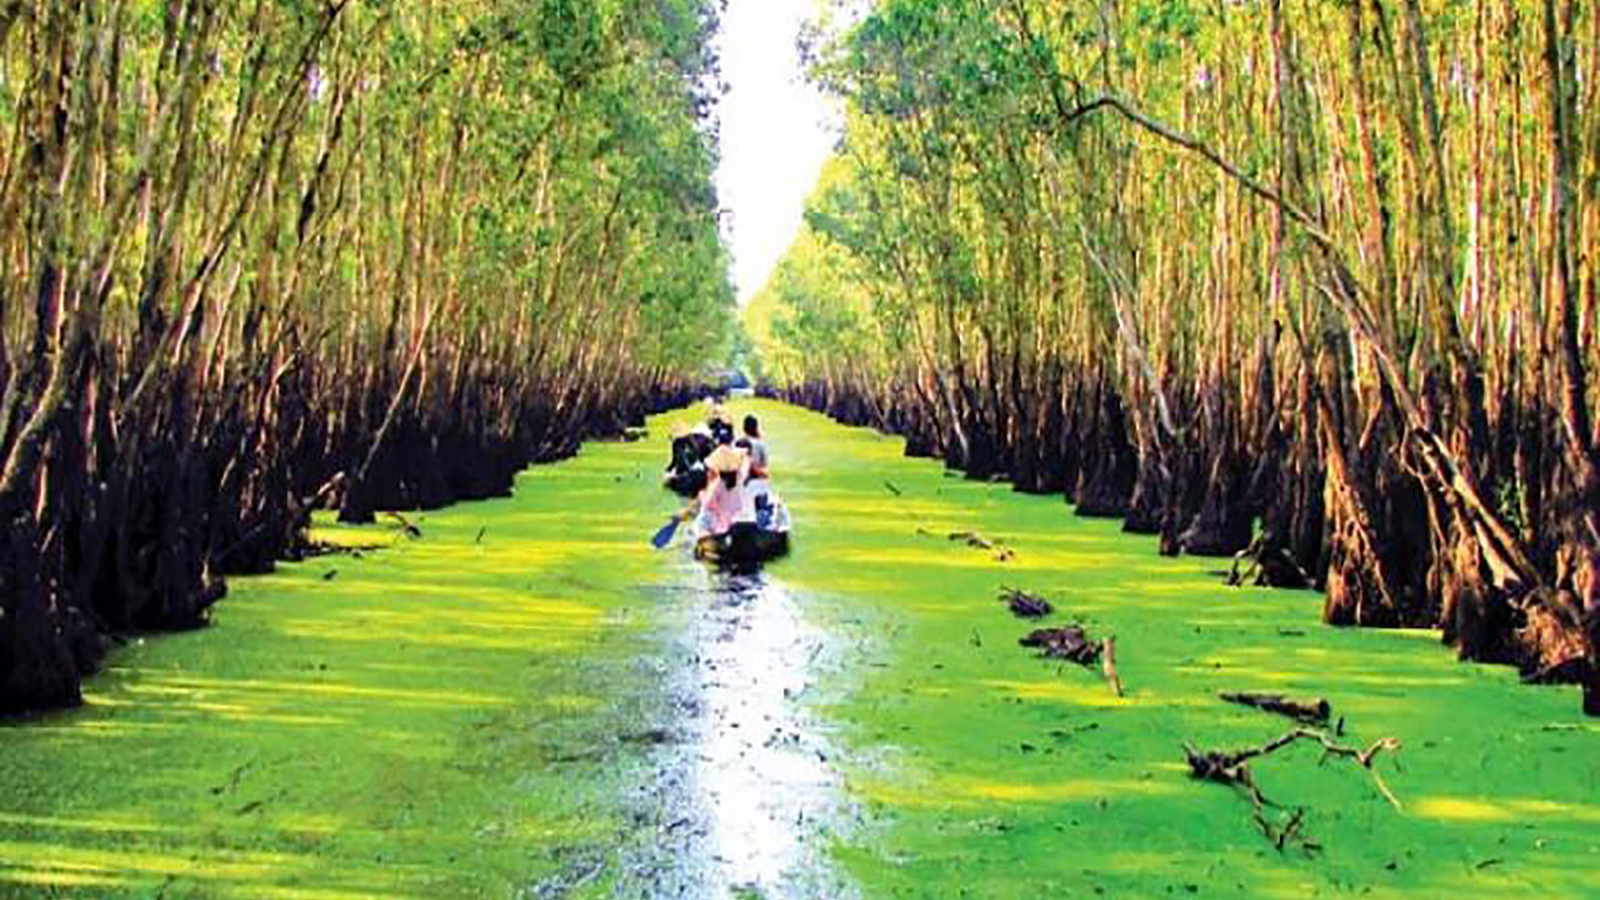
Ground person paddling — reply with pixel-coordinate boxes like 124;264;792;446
679;426;749;536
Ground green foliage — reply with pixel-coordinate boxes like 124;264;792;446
743;156;891;388
0;0;735;389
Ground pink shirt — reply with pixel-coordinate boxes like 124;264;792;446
702;463;748;534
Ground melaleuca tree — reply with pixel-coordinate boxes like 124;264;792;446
753;0;1600;713
0;0;735;712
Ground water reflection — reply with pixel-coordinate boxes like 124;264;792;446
679;568;855;898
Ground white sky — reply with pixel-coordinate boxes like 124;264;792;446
714;0;839;304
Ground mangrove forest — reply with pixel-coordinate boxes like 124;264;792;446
0;0;1597;897
0;0;733;711
752;0;1600;710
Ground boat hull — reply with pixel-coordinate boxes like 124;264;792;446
694;522;790;566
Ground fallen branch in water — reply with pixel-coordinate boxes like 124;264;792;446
949;530;995;549
999;586;1053;618
1219;692;1331;724
1020;624;1126;697
1182;727;1403;851
386;511;423;538
918;528;1016;562
1020;625;1100;664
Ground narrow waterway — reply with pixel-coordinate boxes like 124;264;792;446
613;569;856;899
1;401;1596;900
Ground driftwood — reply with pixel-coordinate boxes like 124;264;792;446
1219;691;1331;723
950;530;995;549
1183;728;1402;850
917;528;1016;562
1020;625;1100;664
999;587;1053;618
386;511;422;538
1020;625;1125;696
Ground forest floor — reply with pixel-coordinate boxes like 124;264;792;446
0;400;1596;899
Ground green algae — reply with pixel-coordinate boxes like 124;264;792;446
2;400;1597;899
0;434;690;899
733;401;1599;900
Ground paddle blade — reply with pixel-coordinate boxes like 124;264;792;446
650;517;680;549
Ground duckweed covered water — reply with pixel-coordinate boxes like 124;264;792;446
0;432;688;899
761;402;1600;900
2;400;1596;899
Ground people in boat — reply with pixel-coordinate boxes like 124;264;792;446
706;400;735;446
680;426;750;537
733;414;774;528
736;415;769;478
664;422;713;494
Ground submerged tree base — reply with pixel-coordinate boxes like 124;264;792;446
778;380;1599;716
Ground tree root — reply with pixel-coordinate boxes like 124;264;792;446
1183;727;1402;851
1228;533;1312;588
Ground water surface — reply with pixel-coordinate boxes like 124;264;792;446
1;400;1595;899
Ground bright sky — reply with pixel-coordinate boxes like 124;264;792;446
715;0;839;304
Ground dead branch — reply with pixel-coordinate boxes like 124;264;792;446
1183;726;1403;850
385;510;422;538
949;530;995;549
1185;728;1402;810
1219;691;1331;723
999;586;1053;618
1020;624;1099;664
1101;636;1124;698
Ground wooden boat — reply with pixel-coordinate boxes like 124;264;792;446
691;490;791;567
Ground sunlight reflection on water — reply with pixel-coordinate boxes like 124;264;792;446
685;568;855;898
